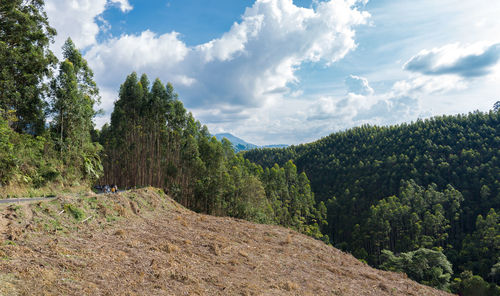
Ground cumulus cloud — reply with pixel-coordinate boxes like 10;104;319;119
83;0;370;110
109;0;132;12
85;30;190;87
345;75;374;95
45;0;132;56
301;69;471;142
45;0;378;144
404;42;500;78
306;91;417;130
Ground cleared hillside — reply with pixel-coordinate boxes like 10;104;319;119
0;188;451;295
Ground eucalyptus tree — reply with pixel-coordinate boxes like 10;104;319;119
50;38;102;180
0;0;57;134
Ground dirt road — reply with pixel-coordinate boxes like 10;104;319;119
0;197;56;204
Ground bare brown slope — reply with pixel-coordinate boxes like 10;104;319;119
0;188;452;296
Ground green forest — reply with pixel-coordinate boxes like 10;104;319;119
1;0;500;295
244;111;500;294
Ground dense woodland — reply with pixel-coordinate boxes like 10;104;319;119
244;111;500;293
1;0;500;294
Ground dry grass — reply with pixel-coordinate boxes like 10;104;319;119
0;188;453;296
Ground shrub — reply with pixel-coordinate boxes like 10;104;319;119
64;204;85;221
380;248;452;291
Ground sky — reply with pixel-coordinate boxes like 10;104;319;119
44;0;500;145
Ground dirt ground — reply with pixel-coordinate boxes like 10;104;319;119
0;188;453;296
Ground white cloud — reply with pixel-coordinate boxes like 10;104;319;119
82;0;370;112
288;69;472;144
404;42;500;78
45;0;132;57
345;75;374;95
46;0;106;55
85;30;190;87
109;0;132;12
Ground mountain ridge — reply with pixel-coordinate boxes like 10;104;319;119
214;133;288;152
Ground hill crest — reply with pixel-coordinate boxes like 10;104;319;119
0;188;451;295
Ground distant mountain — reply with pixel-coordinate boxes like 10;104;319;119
214;133;288;152
261;144;289;149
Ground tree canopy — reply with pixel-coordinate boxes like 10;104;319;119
0;0;57;134
244;111;500;290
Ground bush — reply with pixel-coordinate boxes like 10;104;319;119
450;271;500;296
64;204;85;221
0;114;16;185
380;248;452;291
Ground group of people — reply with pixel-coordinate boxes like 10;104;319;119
94;184;119;194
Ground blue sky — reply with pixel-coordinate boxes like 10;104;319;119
98;0;255;45
45;0;500;145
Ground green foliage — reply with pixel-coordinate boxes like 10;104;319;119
0;112;16;184
366;181;462;261
380;248;453;291
49;38;102;182
450;271;500;296
460;209;500;280
244;111;500;284
0;0;57;135
63;203;85;221
491;259;500;284
260;161;327;239
0;35;102;192
0;122;62;188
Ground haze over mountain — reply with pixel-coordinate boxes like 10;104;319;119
214;133;288;152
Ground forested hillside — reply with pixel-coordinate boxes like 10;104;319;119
97;72;327;240
0;0;102;196
244;111;500;294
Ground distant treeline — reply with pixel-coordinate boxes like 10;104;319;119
244;111;500;293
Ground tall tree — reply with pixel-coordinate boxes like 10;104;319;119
50;39;102;180
0;0;57;134
61;38;100;107
494;101;500;112
51;60;79;152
